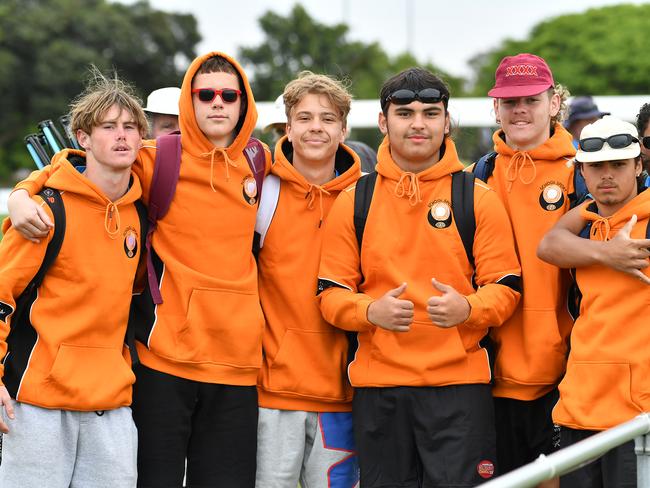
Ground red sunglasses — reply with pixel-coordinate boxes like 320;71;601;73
191;88;242;103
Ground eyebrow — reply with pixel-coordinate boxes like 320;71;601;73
100;118;137;125
295;110;338;117
395;106;442;113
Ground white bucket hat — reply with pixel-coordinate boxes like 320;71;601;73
576;115;640;163
144;87;181;116
263;94;287;132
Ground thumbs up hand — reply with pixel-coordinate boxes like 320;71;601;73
367;282;414;332
427;278;471;328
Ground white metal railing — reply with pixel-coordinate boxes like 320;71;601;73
481;413;650;487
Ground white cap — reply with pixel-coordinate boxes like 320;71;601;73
576;115;641;163
263;94;287;131
144;87;181;116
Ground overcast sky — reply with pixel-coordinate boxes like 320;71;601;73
118;0;647;79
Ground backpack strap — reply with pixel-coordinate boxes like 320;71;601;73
472;151;497;183
146;134;182;304
348;172;379;371
126;200;148;366
451;171;477;269
30;188;66;290
244;138;266;198
254;174;281;253
569;166;590;208
353;172;378;251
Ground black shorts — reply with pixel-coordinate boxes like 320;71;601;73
493;388;560;473
132;364;258;488
353;384;497;488
559;427;636;488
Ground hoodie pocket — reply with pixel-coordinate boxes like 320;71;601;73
559;362;641;426
46;344;135;409
177;287;264;367
267;329;351;401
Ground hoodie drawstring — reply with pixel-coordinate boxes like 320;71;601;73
104;203;121;239
395;172;422;206
306;185;331;228
204;147;238;192
505;151;537;192
591;217;612;241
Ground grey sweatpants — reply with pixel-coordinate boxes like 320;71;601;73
0;402;137;488
256;407;359;488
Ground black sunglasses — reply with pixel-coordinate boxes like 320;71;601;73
385;88;447;106
578;133;639;152
643;136;650;150
191;88;241;103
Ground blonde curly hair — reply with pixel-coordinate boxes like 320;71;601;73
551;83;570;127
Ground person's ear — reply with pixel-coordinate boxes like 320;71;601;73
76;130;90;150
378;111;388;135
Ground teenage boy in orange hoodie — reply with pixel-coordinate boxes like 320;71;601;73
6;52;271;488
476;53;576;480
540;116;649;487
537;104;650;282
317;67;522;487
0;71;147;487
255;71;361;488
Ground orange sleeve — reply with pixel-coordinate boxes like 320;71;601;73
463;186;521;329
134;143;156;206
318;188;375;332
0;200;52;384
12;166;56;196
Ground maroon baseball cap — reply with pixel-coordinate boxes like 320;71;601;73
488;53;555;98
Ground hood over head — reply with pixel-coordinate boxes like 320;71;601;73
178;51;257;159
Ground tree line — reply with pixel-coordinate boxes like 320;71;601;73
0;0;647;183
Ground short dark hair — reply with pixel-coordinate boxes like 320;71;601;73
636;103;650;137
379;67;450;114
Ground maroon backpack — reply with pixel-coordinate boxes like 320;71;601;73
145;133;266;304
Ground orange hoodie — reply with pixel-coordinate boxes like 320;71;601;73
13;52;272;385
257;137;361;412
486;124;577;401
0;150;142;410
318;137;521;387
553;190;650;430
